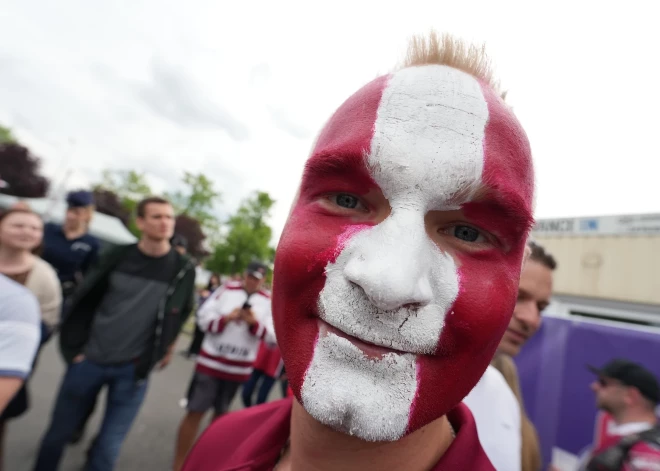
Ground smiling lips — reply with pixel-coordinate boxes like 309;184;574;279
318;319;409;360
505;328;527;344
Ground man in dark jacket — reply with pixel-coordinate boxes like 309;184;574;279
34;196;196;471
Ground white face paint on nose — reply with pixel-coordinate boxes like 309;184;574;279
320;209;459;355
343;206;435;312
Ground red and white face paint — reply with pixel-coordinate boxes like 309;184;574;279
274;64;534;441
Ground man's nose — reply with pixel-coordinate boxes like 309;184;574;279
514;301;540;332
342;208;447;311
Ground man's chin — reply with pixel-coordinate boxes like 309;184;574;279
300;332;418;442
497;341;520;358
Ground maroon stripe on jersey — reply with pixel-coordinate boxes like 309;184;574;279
199;349;254;368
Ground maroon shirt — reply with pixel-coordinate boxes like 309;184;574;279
183;398;495;471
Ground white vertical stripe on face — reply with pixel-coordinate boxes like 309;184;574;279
303;66;490;441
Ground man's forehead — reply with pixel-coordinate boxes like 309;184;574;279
303;65;533;212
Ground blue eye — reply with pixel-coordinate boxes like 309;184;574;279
453;225;481;242
334;194;360;209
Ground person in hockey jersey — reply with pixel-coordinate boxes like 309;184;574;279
173;261;274;470
181;31;535;471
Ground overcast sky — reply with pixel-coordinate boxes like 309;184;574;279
1;0;658;243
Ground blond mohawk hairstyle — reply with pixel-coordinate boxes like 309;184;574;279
401;31;506;99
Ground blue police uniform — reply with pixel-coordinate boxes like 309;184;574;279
41;191;100;297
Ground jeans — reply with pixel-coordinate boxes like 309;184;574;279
241;370;276;407
34;359;148;471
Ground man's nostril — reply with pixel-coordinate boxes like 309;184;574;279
402;303;421;310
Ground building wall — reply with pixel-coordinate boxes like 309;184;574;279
534;235;660;305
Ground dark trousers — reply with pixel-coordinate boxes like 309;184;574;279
187;326;205;357
241;370;276;408
34;360;148;471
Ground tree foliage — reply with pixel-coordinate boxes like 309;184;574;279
92;188;131;227
94;170;153;236
175;214;208;259
165;172;221;231
93;170;218;259
0;125;16;145
0;143;50;198
206;191;275;275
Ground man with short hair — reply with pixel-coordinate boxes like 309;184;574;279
173;261;274;471
464;240;557;469
182;31;535;471
577;360;660;471
498;240;556;357
34;196;196;471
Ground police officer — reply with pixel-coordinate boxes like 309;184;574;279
42;190;100;301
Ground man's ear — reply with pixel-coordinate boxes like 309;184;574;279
521;242;532;272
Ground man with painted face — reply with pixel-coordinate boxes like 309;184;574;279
182;32;535;471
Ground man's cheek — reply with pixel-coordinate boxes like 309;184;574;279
442;259;519;354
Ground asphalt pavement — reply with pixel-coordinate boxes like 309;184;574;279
5;335;277;471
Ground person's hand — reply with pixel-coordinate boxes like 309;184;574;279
158;349;174;370
225;308;242;322
73;354;85;364
241;308;258;327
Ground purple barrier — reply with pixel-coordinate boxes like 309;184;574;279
515;316;660;468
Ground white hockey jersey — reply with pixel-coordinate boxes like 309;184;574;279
195;281;275;382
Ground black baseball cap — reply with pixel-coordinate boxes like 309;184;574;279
246;261;268;280
588;359;660;404
66;190;94;208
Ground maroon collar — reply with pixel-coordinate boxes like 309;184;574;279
183;398;494;471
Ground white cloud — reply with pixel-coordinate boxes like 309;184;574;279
1;0;658;244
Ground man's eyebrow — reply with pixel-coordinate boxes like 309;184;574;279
301;152;376;192
464;188;535;237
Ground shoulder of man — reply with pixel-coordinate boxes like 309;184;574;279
627;431;660;470
183;398;292;471
463;365;522;471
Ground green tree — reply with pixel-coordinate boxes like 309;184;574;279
0;125;16;144
206;191;275;275
94;170;153;236
165;172;221;231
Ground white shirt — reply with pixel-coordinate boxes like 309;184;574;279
0;274;41;380
464;365;522;471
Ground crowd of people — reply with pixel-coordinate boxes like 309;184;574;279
1;30;659;471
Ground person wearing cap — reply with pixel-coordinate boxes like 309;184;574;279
577;359;660;471
42;190;100;302
173;260;274;471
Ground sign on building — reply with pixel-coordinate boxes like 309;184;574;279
533;213;660;237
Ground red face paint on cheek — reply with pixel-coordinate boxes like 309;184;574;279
273;75;389;400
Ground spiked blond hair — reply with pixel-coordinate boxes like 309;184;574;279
401;31;505;99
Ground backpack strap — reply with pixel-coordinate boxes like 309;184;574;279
587;426;660;471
